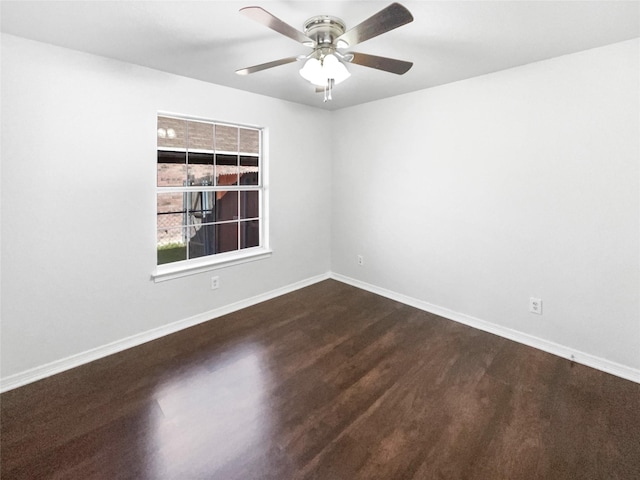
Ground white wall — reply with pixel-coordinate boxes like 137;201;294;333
2;34;638;385
331;39;640;373
1;34;332;379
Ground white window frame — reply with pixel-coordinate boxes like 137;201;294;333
152;113;271;282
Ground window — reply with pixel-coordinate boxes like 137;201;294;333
155;114;268;280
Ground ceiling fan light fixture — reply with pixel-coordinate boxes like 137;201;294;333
299;54;350;87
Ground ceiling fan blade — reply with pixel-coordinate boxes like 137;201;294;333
347;52;413;75
240;6;313;45
236;56;299;75
336;3;413;48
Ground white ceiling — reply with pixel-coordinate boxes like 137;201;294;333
1;1;638;110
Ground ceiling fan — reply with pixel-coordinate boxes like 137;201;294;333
236;3;414;102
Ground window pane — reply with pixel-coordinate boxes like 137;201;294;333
240;220;260;249
240;190;259;219
158;192;186;215
216;191;238;222
240;155;259;186
157;223;185;246
216;222;239;253
215;125;238;152
216;154;238;186
187;191;215;225
239;155;258;167
188;152;214;186
158;193;187;265
158;117;186;149
158;212;185;232
157;151;186;187
157;227;187;264
239;128;259;154
188;222;215;259
187;121;213;150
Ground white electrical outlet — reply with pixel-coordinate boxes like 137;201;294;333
357;255;364;266
211;276;220;290
529;297;542;315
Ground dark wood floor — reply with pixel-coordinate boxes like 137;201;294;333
1;280;639;479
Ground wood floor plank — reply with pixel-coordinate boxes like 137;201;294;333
2;280;639;479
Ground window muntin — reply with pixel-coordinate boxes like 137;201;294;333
156;115;263;267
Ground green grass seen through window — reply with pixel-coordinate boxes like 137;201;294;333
157;244;186;265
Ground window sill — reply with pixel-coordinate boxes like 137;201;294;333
151;248;272;282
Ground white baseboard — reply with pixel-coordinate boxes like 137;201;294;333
330;273;640;384
3;271;638;392
0;273;331;393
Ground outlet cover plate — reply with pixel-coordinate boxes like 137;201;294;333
529;297;542;315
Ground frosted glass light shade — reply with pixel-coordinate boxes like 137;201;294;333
299;54;351;86
322;54;348;83
299;58;323;85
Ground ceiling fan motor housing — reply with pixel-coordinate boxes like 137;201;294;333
303;15;346;48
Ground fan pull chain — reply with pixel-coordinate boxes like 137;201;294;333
323;78;335;102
